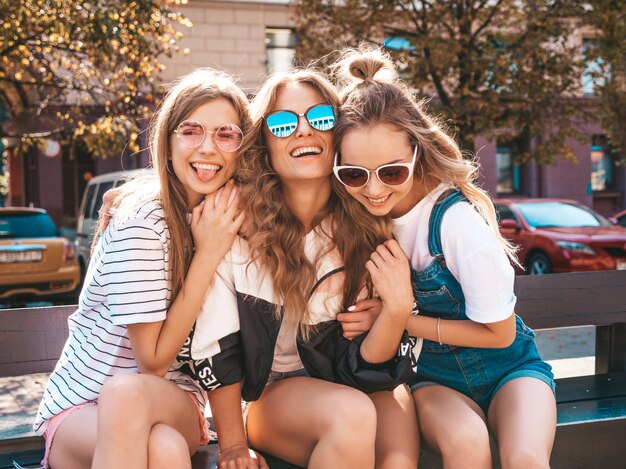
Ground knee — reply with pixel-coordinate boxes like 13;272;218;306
499;447;550;469
376;452;417;469
325;389;377;440
99;374;148;418
441;423;491;460
148;425;192;469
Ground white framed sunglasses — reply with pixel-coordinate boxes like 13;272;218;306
333;146;418;188
174;119;244;152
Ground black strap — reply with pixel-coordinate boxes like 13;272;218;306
309;267;345;299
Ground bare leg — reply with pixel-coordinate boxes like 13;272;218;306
92;374;201;469
413;385;491;469
369;384;419;469
488;377;556;469
148;423;193;469
47;405;98;469
246;376;377;469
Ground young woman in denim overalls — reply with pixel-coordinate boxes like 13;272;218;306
331;48;556;469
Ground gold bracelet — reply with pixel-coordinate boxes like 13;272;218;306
437;317;442;345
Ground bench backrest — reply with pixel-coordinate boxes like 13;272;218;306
514;270;626;329
1;270;625;378
0;305;74;377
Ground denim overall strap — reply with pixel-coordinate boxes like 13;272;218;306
427;189;466;266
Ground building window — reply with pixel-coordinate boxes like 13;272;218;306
590;135;613;191
496;144;521;194
582;39;609;96
265;28;297;73
384;37;415;51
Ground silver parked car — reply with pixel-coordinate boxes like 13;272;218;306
75;170;144;276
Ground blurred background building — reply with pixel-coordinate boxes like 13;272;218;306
1;0;623;226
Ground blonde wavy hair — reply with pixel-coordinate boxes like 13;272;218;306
237;69;392;338
111;68;252;300
332;48;519;265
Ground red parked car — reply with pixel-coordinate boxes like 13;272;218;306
610;209;626;228
495;198;626;274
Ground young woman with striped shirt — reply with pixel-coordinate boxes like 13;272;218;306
33;69;267;469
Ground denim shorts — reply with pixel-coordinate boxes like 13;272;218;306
408;317;555;413
266;368;309;385
243;368;310;431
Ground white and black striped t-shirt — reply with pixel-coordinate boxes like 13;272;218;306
34;201;205;435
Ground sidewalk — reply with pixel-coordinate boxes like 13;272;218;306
0;373;47;439
535;325;595;378
547;356;595;378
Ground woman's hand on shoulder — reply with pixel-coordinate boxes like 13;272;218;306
337;298;382;339
366;240;414;321
98;187;123;231
192;180;246;261
217;442;269;469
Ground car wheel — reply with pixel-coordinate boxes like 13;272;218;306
527;252;552;275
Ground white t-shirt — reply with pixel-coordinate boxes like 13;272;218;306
392;184;516;323
271;225;336;372
34;202;204;435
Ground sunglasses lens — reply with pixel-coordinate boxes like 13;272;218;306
176;120;205;147
306;104;335;131
378;166;410;185
214;124;243;152
337;168;369;187
266;111;298;137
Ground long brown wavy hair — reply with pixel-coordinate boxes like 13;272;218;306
237;69;392;338
331;47;520;265
112;69;252;300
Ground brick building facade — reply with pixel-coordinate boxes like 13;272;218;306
6;0;624;223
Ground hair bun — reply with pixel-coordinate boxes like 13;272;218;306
340;48;396;86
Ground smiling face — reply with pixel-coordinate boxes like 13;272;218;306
264;82;334;184
339;123;420;218
170;97;241;208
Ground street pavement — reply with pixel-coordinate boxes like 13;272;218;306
535;326;595;378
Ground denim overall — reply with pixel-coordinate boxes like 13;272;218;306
407;189;555;412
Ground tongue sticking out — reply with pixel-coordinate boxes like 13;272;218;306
196;168;218;182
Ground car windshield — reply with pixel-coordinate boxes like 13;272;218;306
0;213;58;238
515;202;610;228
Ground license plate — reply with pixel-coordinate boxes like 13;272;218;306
617;261;626;271
0;250;43;263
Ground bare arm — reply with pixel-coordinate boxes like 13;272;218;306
128;181;245;376
208;383;268;469
406;312;516;348
359;240;414;364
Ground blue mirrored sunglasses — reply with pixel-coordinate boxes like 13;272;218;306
263;104;336;138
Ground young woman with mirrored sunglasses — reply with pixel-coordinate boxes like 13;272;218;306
182;67;420;469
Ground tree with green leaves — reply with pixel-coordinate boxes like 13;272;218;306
0;0;190;158
297;0;590;162
583;0;626;161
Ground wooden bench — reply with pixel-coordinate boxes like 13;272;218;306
506;269;626;469
0;306;296;469
1;270;625;469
